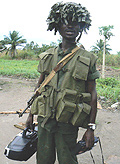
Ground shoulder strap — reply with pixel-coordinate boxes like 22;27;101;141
36;46;80;94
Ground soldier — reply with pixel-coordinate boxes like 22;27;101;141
26;2;100;164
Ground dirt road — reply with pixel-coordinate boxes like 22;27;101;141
0;76;120;164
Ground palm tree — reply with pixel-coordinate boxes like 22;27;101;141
0;43;6;52
91;39;112;54
0;30;26;58
99;25;114;78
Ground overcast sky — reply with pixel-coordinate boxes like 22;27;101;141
0;0;119;54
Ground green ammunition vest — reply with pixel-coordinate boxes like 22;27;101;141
31;47;99;128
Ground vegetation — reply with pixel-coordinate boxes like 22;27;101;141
99;25;114;78
0;59;39;79
91;39;111;54
97;53;120;67
23;41;57;57
97;77;120;104
0;31;26;58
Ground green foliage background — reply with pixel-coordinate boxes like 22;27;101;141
97;53;120;67
97;78;120;103
0;59;39;79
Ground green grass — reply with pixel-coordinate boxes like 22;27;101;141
96;77;120;103
0;59;40;78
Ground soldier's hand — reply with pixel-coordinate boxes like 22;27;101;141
78;128;94;154
26;112;34;130
83;128;94;149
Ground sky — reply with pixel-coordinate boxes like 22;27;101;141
0;0;120;54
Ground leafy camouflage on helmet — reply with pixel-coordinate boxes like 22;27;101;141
47;2;91;35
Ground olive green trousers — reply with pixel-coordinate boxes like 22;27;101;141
37;117;78;164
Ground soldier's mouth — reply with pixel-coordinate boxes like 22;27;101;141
66;30;75;35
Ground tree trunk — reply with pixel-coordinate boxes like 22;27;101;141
102;38;106;78
13;49;16;58
11;46;16;58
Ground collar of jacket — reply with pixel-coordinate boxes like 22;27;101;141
57;43;77;57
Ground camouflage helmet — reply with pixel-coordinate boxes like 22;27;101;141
47;2;92;35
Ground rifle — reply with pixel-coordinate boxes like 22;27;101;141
18;91;40;117
17;46;80;117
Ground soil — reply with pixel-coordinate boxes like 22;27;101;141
0;67;120;164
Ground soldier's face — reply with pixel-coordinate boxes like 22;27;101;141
58;20;80;40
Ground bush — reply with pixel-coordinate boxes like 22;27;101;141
97;53;120;67
0;50;38;60
96;52;102;65
97;77;119;87
96;77;120;103
16;50;36;59
105;54;120;66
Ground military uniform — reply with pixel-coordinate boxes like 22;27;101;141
31;44;100;164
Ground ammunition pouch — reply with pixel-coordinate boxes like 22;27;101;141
56;89;77;123
71;93;91;128
70;102;91;128
31;85;55;118
31;95;45;116
55;89;91;128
